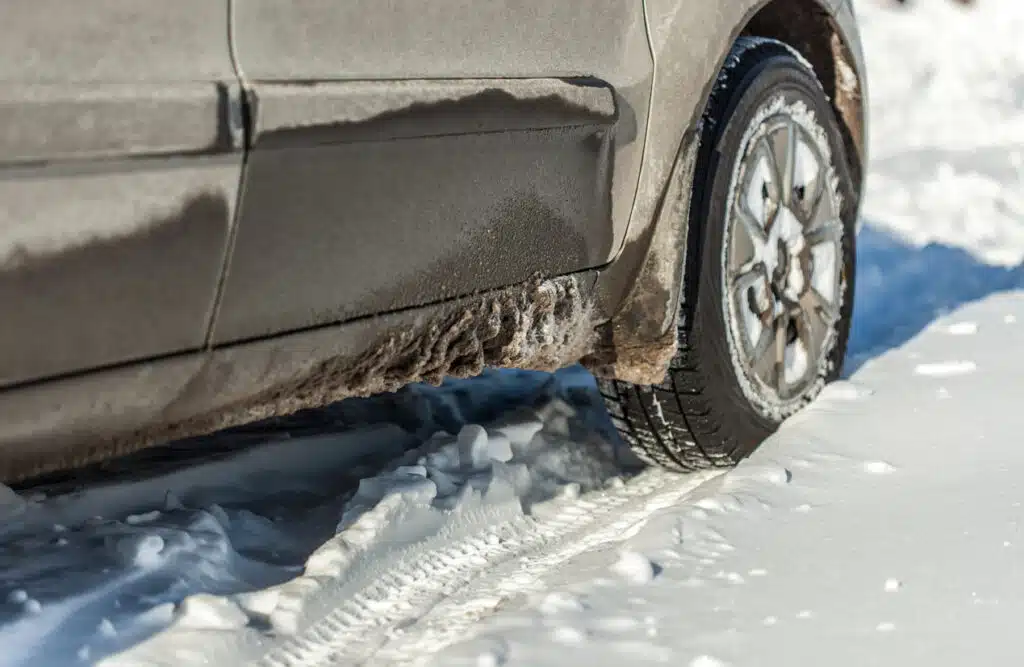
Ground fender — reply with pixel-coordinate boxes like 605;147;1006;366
585;0;867;384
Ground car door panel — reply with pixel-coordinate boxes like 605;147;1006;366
231;0;651;249
0;2;242;387
213;79;617;342
220;0;651;343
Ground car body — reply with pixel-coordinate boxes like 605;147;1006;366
0;0;866;482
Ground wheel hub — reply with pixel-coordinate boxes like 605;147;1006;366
723;101;844;409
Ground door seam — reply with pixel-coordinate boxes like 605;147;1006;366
202;0;253;349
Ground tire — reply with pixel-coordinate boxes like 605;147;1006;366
599;37;858;471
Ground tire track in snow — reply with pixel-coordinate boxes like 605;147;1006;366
109;464;721;667
368;469;723;666
256;469;720;667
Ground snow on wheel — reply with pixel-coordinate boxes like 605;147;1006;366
600;37;858;471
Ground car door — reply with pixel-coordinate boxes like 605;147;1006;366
0;2;244;387
214;0;652;344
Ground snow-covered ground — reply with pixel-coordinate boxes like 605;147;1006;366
6;1;1024;665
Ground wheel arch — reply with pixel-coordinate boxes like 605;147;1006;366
741;0;866;198
584;0;866;385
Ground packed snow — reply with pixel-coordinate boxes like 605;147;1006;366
5;0;1024;665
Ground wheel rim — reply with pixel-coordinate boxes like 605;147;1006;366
723;97;844;414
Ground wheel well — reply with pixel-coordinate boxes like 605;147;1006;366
741;0;865;201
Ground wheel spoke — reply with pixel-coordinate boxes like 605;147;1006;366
801;286;839;325
794;302;831;372
784;123;797;206
731;265;765;296
805;184;830;228
768;122;796;207
750;313;780;385
805;218;844;247
772;312;789;395
736;205;769;248
806;168;838;228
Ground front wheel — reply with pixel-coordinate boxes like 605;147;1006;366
600;37;858;471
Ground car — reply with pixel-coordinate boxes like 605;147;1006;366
0;0;865;482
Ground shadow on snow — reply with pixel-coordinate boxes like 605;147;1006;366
847;221;1024;372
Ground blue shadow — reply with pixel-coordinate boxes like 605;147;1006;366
847;221;1024;371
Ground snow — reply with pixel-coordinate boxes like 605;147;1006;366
609;550;658;585
2;1;1024;665
418;295;1024;667
945;321;979;336
913;359;977;376
861;0;1024;266
689;656;729;667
